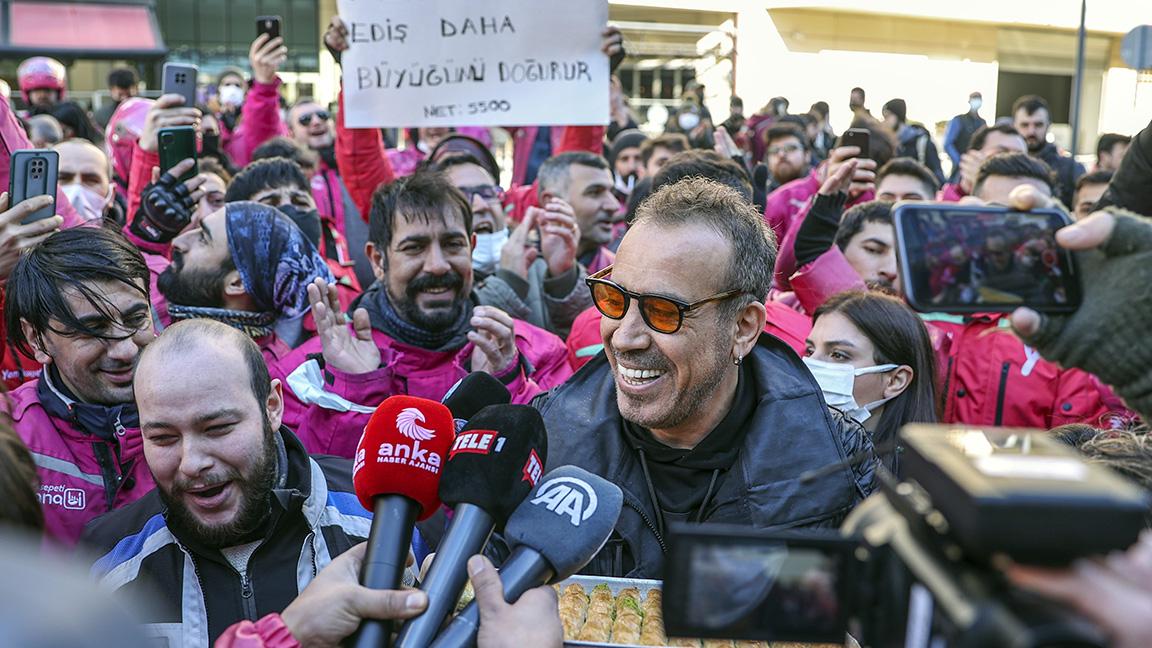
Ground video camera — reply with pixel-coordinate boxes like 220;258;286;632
662;425;1150;648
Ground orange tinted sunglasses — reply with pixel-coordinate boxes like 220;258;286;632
585;265;743;334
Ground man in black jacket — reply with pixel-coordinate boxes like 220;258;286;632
82;320;385;646
535;177;875;579
1013;95;1085;209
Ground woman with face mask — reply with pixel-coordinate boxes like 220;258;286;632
804;291;938;473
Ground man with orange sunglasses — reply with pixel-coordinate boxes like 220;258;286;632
534;177;877;579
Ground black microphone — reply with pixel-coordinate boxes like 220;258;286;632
345;396;455;648
428;466;624;648
442;372;511;432
395;405;548;648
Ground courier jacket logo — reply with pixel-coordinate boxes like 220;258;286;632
367;406;444;474
529;476;598;526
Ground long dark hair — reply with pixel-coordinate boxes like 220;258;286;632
814;291;938;463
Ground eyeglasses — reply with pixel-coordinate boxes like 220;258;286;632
459;184;504;202
767;143;803;156
585;265;743;334
297;110;331;126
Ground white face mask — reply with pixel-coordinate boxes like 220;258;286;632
219;84;245;108
472;228;510;274
678;112;700;131
61;183;112;223
969;98;982;111
802;357;899;424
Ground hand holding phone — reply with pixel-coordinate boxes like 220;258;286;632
257;15;281;41
158;126;198;183
9;149;57;224
841;128;871;160
161;63;198;109
251;17;287;85
893;202;1081;314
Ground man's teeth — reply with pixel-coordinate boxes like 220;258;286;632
619;366;664;381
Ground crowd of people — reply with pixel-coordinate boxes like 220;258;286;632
1;11;1152;648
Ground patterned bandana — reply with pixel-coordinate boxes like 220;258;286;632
224;201;334;320
167;303;277;340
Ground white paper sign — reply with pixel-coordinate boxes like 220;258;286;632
336;0;609;128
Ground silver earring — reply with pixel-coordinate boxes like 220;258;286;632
733;355;742;366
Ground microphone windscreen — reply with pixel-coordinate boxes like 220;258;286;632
504;465;623;581
442;372;511;428
439;405;548;527
353;395;455;519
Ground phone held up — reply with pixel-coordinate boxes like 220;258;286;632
257;15;282;41
161;62;198;108
893;202;1081;314
841;127;871;160
158;126;198;183
9;149;58;224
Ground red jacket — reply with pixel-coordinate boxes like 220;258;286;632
310;162;362;296
220;77;290;169
786;245;1129;428
4;380;154;547
334;90;397;222
564;302;812;371
273;321;572;458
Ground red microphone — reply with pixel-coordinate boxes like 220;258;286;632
348;395;454;648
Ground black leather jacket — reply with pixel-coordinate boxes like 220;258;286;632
534;334;877;579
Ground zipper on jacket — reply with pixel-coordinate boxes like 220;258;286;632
623;495;668;554
238;569;258;621
994;361;1011;426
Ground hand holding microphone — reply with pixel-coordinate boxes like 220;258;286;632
347;395;455;648
430;465;624;648
395;405;547;647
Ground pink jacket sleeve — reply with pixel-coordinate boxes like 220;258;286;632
215;613;299;648
121;144;173;256
0;100;81;228
335;89;396;221
789;246;867;316
228;78;290;168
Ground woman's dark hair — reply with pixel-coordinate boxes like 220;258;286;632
813;291;939;465
6;228;150;359
0;425;42;533
48;101;103;146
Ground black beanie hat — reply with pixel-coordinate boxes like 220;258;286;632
883;98;907;124
609;128;648;165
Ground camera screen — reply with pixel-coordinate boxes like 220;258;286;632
668;538;847;643
896;207;1078;313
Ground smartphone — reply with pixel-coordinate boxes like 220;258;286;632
161;62;198;108
256;15;282;41
893;203;1081;314
157;126;198;183
9;149;58;224
841;128;870;159
663;523;863;643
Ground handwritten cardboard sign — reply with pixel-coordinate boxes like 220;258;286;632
337;0;609;128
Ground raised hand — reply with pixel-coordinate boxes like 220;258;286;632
250;33;288;85
0;193;62;279
468;305;519;377
139;94;201;153
308;278;380;374
324;15;350;63
822;146;876;198
538;198;580;278
499;208;540;279
131;159;205;244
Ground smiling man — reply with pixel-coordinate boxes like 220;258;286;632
275;170;571;458
83;319;371;646
3;228;156;546
537;151;621;274
535;177;876;579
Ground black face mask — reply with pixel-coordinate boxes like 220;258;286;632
316;144;338;170
275;204;323;250
202;132;221;155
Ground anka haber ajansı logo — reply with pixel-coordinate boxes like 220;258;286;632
373;407;443;474
529;476;597;526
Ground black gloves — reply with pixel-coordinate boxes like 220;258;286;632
129;170;197;244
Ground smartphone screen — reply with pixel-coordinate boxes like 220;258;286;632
894;204;1080;313
663;524;856;643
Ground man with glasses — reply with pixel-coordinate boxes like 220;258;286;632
288;98;373;290
535;177;876;579
428;135;593;337
764;125;811;192
2;228;157;547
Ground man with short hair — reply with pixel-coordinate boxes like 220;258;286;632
83;319;372;646
538;177;874;578
882;98;945;185
639;134;689;180
94;68;139;128
284;98;371;289
1012;95;1085;208
1073;170;1112;220
3;228;156;546
276;171;571;458
1095;133;1130;172
971;152;1055;205
939;123;1027;201
536;151;621;274
875;157;939;202
55;139;119;224
763;124;810;192
943;92;987;182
